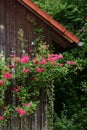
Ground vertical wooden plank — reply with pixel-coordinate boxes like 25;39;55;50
40;89;48;130
37;108;41;130
31;112;37;130
23;117;31;130
15;1;27;55
44;24;51;45
5;0;16;56
5;0;11;56
9;0;16;53
42;94;48;130
25;10;36;53
0;0;5;52
39;91;46;130
7;120;11;130
0;2;6;129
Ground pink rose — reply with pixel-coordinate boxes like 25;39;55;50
0;80;5;85
24;103;31;107
22;68;30;73
16;108;26;116
9;64;15;69
58;64;64;67
38;59;47;65
4;73;12;79
48;54;63;62
67;61;75;65
0;116;4;121
33;77;37;81
13;88;19;92
21;56;30;63
13;86;21;92
36;68;45;72
58;54;63;59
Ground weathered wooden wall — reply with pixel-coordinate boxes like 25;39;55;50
0;0;51;56
0;89;49;130
0;0;53;129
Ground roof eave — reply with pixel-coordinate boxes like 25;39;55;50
18;0;80;45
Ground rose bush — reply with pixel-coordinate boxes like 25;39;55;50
0;43;76;125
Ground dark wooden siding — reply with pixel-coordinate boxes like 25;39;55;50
0;0;6;53
0;0;52;55
0;0;53;129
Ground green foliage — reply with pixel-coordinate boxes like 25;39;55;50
32;0;87;36
0;0;87;128
53;113;77;130
32;0;67;16
20;1;87;129
54;43;87;129
33;28;45;45
1;39;74;125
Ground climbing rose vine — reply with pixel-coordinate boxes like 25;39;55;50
0;43;76;124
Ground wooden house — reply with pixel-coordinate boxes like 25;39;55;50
0;0;80;54
0;0;80;130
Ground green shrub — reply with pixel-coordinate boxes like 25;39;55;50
53;113;77;130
